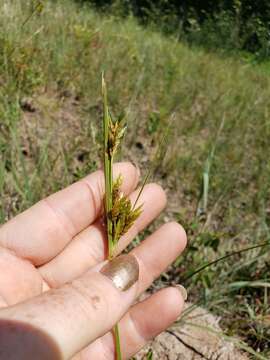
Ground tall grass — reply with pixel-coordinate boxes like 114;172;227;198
1;0;270;357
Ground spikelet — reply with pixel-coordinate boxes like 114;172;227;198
107;112;126;158
110;176;142;245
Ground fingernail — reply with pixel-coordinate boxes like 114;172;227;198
175;285;188;301
100;255;139;291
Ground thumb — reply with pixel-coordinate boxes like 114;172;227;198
0;255;139;360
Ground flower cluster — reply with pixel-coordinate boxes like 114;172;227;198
109;176;142;245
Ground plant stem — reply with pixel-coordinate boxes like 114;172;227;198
182;241;270;282
102;73;122;359
102;73;113;260
21;2;42;29
114;324;122;360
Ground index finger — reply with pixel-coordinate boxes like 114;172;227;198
0;162;139;266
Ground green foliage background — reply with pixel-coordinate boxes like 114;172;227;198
78;0;270;58
1;1;270;357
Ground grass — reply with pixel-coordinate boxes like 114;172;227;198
1;0;270;357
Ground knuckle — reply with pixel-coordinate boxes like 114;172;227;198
69;279;109;320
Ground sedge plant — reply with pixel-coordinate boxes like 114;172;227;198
102;79;176;358
102;74;143;359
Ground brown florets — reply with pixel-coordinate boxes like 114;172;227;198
109;175;142;244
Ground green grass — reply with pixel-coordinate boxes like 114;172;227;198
1;0;270;357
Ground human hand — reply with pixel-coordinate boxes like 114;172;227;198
0;162;187;359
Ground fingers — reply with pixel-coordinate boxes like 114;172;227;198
39;183;167;288
132;222;187;293
0;255;140;360
80;287;185;360
0;162;139;266
0;223;187;360
120;288;184;359
0;295;7;308
0;247;42;306
76;222;187;359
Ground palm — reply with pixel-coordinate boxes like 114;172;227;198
0;163;186;359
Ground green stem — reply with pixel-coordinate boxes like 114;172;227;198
21;2;42;29
114;324;122;360
102;73;113;259
182;241;270;282
102;74;122;360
